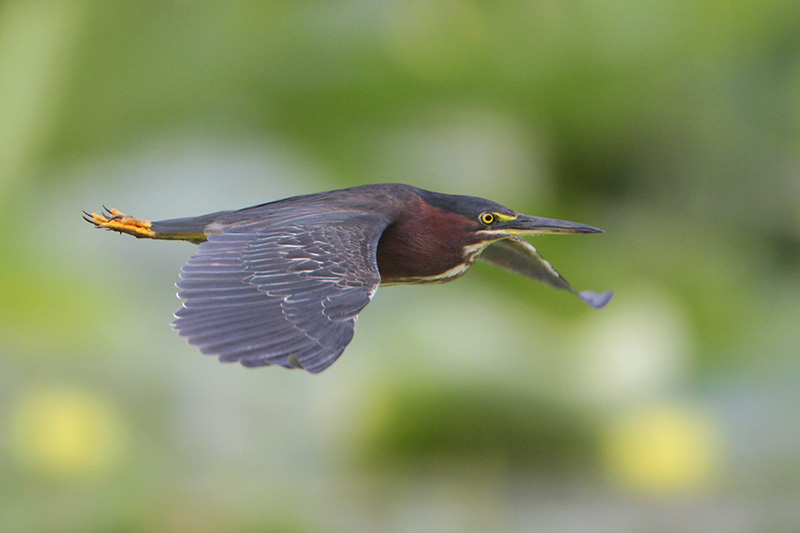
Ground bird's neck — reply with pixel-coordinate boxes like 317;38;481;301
376;199;486;285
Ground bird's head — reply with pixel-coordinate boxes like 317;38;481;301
413;188;602;247
374;185;606;287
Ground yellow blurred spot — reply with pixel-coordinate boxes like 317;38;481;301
601;403;722;495
9;387;125;476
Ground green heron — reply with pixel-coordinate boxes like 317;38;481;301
85;183;612;373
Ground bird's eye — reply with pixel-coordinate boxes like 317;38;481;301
479;212;495;225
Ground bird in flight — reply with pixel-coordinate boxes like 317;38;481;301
85;183;612;373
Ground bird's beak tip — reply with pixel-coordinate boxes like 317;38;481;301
556;221;604;234
511;216;605;235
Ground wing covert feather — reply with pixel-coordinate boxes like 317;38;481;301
172;212;390;373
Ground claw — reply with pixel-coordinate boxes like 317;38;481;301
82;210;102;226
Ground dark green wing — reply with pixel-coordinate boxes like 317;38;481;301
172;212;391;373
478;236;613;308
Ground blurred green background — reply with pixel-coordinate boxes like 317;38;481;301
2;1;800;531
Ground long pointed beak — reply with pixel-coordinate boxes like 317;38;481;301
501;214;603;235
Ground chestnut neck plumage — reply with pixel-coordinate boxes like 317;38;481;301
376;195;492;284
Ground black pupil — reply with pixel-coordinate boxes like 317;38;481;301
484;214;493;223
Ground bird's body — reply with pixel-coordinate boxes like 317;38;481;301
86;183;612;373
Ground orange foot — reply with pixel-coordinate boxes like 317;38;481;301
83;206;157;239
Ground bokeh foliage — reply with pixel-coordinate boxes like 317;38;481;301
2;1;800;531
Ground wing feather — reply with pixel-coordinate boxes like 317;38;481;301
172;212;390;373
478;236;613;309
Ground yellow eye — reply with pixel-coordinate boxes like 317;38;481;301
479;212;495;225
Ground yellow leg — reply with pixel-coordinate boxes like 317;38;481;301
83;207;157;239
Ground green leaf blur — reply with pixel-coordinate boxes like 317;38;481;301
2;1;799;530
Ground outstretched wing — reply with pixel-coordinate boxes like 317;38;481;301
478;236;613;308
172;212;391;373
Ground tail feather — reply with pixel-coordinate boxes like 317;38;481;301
150;211;232;242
